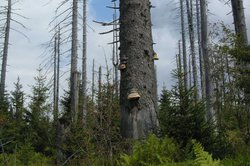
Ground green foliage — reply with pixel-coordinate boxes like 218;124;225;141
10;77;25;120
222;154;250;166
0;143;52;165
26;68;52;154
17;143;52;165
0;91;10;113
119;134;180;166
57;82;122;165
29;68;51;119
0;82;27;153
158;88;220;158
192;140;221;166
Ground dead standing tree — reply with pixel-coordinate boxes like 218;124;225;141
119;0;159;138
180;0;188;93
50;0;82;123
231;0;248;46
56;28;60;121
0;0;27;101
53;35;58;121
112;0;119;99
93;0;120;99
186;0;199;102
0;0;11;99
196;0;205;100
230;0;249;133
200;0;216;122
81;0;87;123
70;0;79;124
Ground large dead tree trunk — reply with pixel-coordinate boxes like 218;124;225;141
196;0;205;100
70;0;79;123
231;0;249;133
180;0;188;92
177;40;183;99
186;0;199;102
98;66;103;127
81;0;87;123
56;28;60;121
0;0;11;98
200;0;216;122
119;0;159;139
112;0;119;99
98;66;102;110
231;0;248;45
53;35;58;121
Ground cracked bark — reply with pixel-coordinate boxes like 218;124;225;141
119;0;159;139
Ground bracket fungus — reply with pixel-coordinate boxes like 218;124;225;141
118;63;126;70
127;88;140;100
153;52;159;60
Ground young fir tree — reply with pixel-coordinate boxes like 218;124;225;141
10;77;25;121
28;68;52;153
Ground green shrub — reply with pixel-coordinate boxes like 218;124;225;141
0;143;52;166
222;153;250;166
192;140;221;166
119;134;180;166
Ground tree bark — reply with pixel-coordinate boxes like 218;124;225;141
186;0;199;102
231;0;249;134
56;27;60;121
196;0;205;100
54;35;58;121
70;0;79;123
120;0;159;139
112;0;119;99
231;0;248;45
98;66;102;110
180;0;188;92
82;0;87;123
200;0;216;122
177;40;183;100
98;66;102;127
0;0;11;98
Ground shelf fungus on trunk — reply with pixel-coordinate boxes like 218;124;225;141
119;57;128;70
153;52;159;60
127;88;141;100
118;63;126;70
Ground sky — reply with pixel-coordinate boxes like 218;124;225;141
2;0;250;99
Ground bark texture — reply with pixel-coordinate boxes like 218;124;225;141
196;0;205;100
180;0;188;92
53;36;58;121
0;0;11;98
186;0;199;102
56;28;60;121
231;0;248;45
119;0;159;139
82;0;87;123
112;0;119;99
200;0;216;122
231;0;249;130
70;0;79;123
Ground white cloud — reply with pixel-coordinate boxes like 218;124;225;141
3;0;250;98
